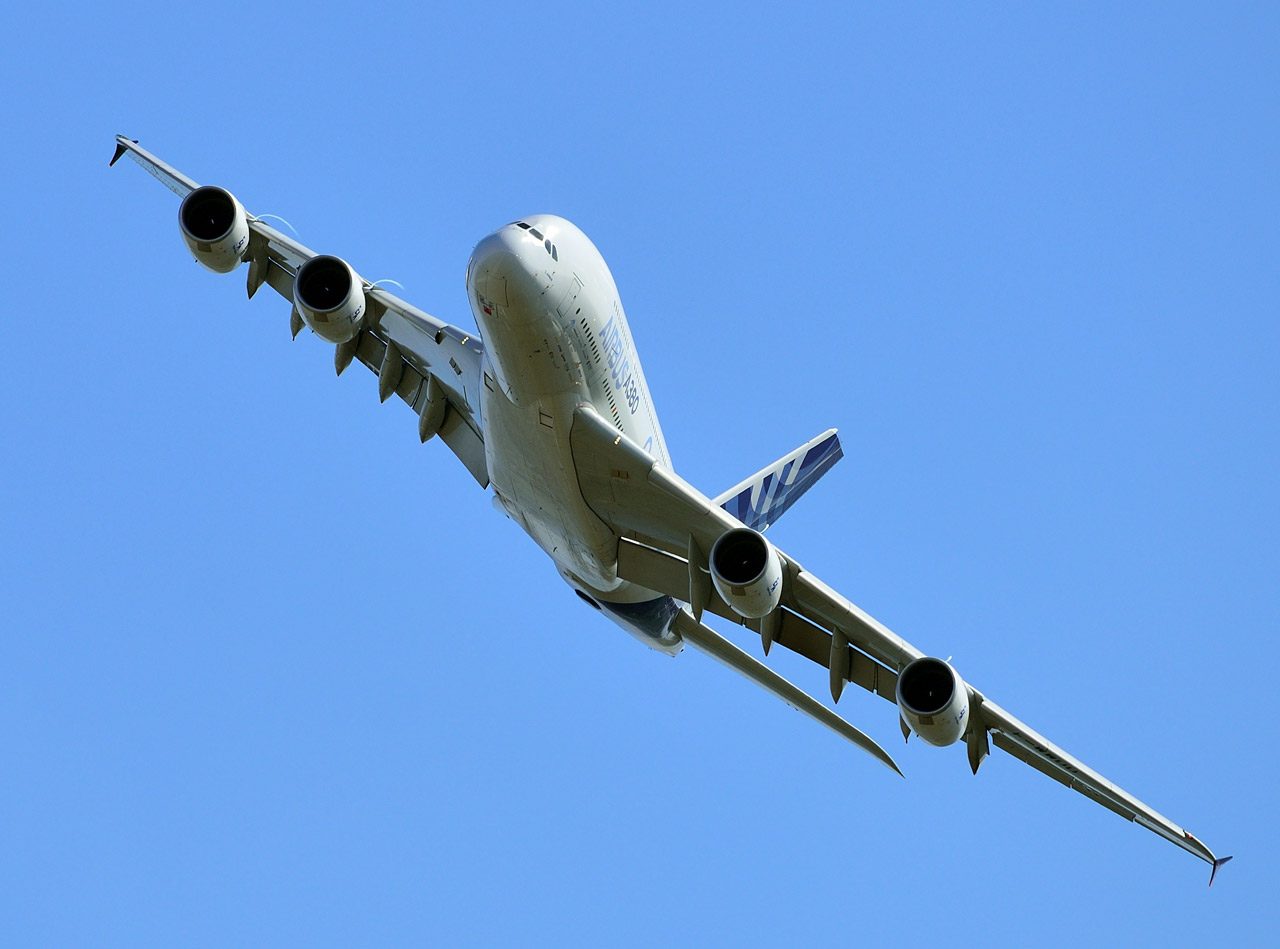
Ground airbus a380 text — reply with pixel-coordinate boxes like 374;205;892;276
112;136;1229;882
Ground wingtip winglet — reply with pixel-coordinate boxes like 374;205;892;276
1209;855;1233;887
109;136;137;167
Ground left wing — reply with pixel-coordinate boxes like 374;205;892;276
569;405;1229;880
111;136;489;487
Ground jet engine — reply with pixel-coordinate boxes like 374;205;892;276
293;255;367;344
179;185;249;273
709;527;782;619
896;657;970;747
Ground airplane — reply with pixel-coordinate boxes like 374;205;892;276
112;135;1229;883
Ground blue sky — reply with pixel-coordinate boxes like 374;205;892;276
3;2;1276;944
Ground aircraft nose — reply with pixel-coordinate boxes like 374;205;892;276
468;226;549;319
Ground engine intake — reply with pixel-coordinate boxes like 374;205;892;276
709;527;782;618
293;255;367;344
178;186;249;273
896;657;970;747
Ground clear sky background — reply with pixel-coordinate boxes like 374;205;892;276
2;2;1276;945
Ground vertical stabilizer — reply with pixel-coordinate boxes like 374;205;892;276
713;430;843;532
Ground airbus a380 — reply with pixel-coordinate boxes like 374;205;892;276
112;135;1229;882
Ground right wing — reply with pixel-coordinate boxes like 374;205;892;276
111;135;489;487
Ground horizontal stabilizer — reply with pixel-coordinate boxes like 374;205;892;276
671;610;901;775
714;430;843;532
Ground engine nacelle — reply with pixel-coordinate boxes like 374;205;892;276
709;527;782;619
896;657;970;747
293;255;367;344
178;186;249;273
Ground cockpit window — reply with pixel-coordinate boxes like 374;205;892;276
514;222;558;261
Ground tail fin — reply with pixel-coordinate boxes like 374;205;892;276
713;429;843;532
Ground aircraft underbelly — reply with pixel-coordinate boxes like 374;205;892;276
482;366;621;592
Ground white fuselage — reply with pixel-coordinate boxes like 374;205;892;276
466;215;681;651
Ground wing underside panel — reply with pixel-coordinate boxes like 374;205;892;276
616;536;900;703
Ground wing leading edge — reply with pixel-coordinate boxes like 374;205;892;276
567;405;1228;877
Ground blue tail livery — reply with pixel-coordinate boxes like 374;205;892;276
714;429;843;532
